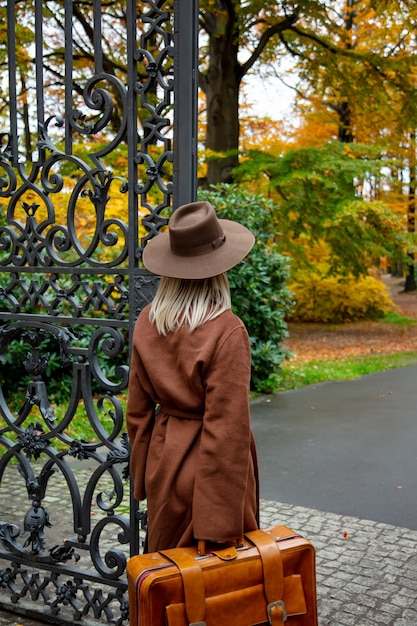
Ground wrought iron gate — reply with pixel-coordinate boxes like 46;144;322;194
0;0;198;623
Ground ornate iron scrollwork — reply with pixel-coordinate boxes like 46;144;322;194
0;0;196;622
0;0;199;621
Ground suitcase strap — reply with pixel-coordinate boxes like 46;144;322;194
162;529;287;626
161;548;207;625
245;529;287;625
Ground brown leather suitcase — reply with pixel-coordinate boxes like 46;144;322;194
126;524;318;625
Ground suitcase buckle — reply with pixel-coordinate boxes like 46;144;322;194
267;600;287;623
189;622;207;626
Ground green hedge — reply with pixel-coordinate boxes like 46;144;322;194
199;185;294;393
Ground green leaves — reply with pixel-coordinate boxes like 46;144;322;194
199;184;294;393
235;141;410;278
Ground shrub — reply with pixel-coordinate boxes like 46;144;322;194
199;185;294;393
0;322;128;407
288;274;394;323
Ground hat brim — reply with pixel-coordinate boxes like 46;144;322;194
143;219;255;279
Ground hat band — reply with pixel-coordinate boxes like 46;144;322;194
171;232;226;257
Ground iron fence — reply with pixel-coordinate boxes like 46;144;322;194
0;0;198;623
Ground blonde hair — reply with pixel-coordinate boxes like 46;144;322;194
149;274;232;335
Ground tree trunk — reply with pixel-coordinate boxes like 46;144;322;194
199;2;299;187
337;101;354;143
337;3;355;144
204;76;240;186
200;7;242;185
404;131;416;292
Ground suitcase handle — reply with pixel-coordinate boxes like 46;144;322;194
196;526;300;557
197;540;240;559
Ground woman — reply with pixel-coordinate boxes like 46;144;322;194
126;200;259;553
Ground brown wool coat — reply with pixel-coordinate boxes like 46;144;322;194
126;305;259;553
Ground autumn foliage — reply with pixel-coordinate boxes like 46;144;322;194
2;1;417;393
288;274;393;323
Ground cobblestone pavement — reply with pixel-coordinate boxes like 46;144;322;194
1;498;417;626
261;500;417;626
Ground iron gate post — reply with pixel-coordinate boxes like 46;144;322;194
173;0;199;208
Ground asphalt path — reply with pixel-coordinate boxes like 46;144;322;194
250;364;417;530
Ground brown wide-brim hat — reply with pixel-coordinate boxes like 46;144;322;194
143;201;255;279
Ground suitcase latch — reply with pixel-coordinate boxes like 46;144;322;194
189;622;207;626
268;600;287;623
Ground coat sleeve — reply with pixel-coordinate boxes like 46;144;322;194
126;337;156;501
192;324;253;543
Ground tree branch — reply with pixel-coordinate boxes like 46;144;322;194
239;11;299;80
285;23;417;95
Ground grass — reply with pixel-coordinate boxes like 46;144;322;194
275;310;417;392
382;311;417;325
278;351;417;392
0;394;128;453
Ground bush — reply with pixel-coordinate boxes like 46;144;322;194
288;274;393;323
0;323;128;408
199;185;294;393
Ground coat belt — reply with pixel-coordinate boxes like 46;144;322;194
159;405;204;420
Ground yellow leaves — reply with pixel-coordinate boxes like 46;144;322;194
239;115;288;155
343;145;356;159
77;216;89;228
288;273;394;323
286;113;338;149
